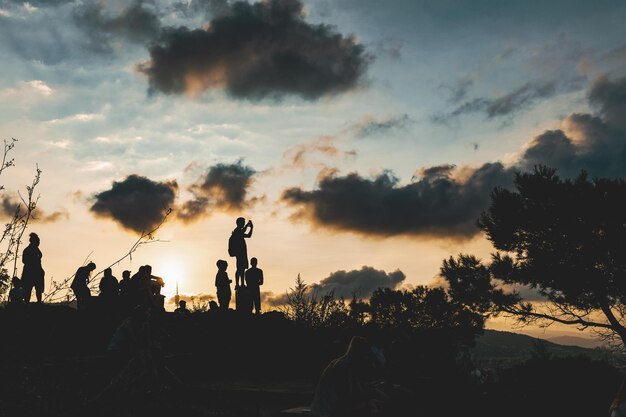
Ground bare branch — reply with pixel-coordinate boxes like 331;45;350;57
44;208;173;302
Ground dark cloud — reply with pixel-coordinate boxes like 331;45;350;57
588;75;626;130
440;77;474;104
138;0;371;100
282;162;513;238
261;266;405;306
1;196;69;223
73;0;162;45
1;0;73;6
177;161;256;222
517;76;626;179
0;196;20;218
283;75;626;238
90;175;177;234
353;114;414;138
433;81;558;124
310;266;405;299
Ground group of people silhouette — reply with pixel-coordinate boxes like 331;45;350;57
215;217;264;314
8;217;265;315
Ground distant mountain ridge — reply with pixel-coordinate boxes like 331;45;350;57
472;330;609;363
547;335;604;349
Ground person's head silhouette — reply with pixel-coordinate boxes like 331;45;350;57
104;267;112;277
29;232;40;246
87;261;97;271
251;257;258;268
179;300;187;309
236;217;245;228
122;270;130;280
145;265;152;275
217;259;228;271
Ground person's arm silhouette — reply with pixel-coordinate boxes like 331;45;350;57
244;220;253;238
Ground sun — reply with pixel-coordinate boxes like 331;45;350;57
154;257;186;297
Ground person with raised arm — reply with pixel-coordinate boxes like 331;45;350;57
228;217;253;289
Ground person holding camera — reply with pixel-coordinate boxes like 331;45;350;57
228;217;253;289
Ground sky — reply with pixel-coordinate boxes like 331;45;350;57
1;0;626;337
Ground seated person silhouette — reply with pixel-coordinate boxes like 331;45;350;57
215;259;232;311
175;300;190;314
71;261;96;310
8;277;25;305
311;336;384;417
245;257;264;314
228;217;253;289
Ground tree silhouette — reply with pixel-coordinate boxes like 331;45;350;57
441;167;626;349
369;286;486;336
0;138;41;299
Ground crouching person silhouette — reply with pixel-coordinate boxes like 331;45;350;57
71;261;96;310
215;259;232;311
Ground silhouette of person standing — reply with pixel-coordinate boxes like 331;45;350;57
21;232;45;303
99;267;119;305
130;265;153;309
215;259;232;311
118;270;132;313
229;217;253;289
245;257;264;314
71;261;96;310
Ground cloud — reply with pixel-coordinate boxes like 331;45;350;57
283;75;626;238
282;162;513;238
261;290;289;307
517;76;626;179
261;266;405;306
138;0;371;100
167;293;215;305
352;114;414;138
440;77;474;104
177;161;256;222
73;0;162;45
0;196;69;223
172;0;232;18
433;81;558;124
283;136;356;168
90;175;177;234
310;266;405;299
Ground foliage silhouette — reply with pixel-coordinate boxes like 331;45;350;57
0;138;41;300
441;166;626;349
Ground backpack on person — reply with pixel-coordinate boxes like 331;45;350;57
228;233;238;257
